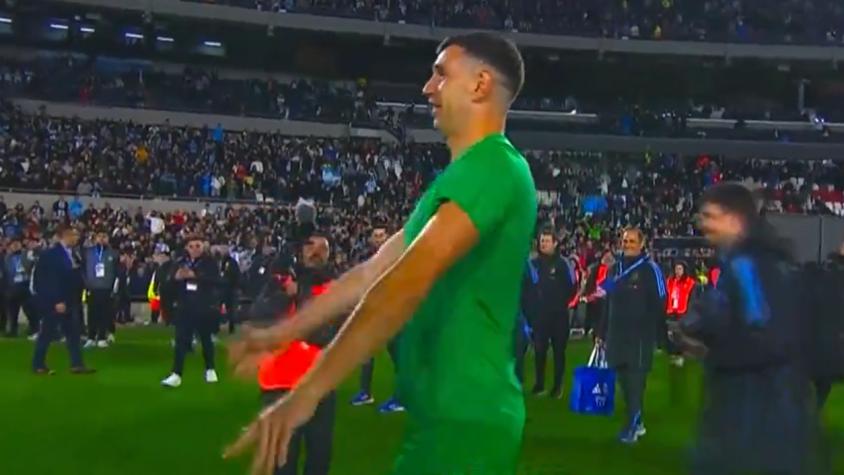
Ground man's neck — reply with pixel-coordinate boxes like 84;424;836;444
446;112;506;161
622;253;642;262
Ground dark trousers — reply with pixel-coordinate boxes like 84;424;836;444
25;300;40;336
0;294;7;335
172;311;215;375
584;302;603;335
87;289;114;341
32;308;84;370
222;296;237;334
617;366;648;422
115;297;131;323
4;288;31;336
150;309;161;324
213;300;238;335
691;366;821;475
815;380;832;409
515;324;530;384
6;287;38;335
533;312;569;392
261;390;336;475
359;340;398;395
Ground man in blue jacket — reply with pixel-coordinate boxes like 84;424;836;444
679;182;819;475
31;225;94;375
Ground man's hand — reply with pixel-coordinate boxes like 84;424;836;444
284;280;298;297
667;321;708;358
55;302;67;314
223;390;319;475
175;268;190;280
228;323;297;380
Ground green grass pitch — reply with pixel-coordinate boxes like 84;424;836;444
1;327;842;475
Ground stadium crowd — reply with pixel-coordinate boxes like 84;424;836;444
2;96;844;240
0;58;382;126
0;116;842;301
4;57;843;142
199;0;844;45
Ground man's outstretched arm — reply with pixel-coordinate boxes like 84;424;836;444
294;201;480;402
275;230;407;342
224;202;482;473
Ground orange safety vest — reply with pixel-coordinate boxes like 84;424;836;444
709;267;721;288
596;264;609;286
666;276;696;316
257;279;332;391
567;262;581;309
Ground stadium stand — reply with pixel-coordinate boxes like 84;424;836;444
197;0;844;45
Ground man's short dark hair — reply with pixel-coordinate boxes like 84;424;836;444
538;228;556;241
701;182;759;225
437;32;525;102
184;234;204;245
55;224;77;237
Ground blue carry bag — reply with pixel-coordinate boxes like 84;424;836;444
569;343;616;416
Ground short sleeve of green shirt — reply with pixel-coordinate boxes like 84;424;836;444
432;138;515;239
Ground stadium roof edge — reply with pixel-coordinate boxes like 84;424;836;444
49;0;844;62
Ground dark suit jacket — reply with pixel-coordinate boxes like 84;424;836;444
34;243;84;315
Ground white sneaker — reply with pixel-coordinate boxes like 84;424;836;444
84;340;97;349
28;333;38;342
97;340;109;348
205;369;219;384
107;334;115;344
161;373;182;388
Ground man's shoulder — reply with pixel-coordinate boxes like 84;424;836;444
40;247;60;265
457;136;529;174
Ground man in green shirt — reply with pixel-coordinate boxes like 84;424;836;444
225;32;536;475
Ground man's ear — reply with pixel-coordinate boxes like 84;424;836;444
471;69;496;102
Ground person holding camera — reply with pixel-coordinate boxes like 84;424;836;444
161;235;221;388
256;232;339;475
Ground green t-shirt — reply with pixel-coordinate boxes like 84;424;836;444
398;133;537;428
